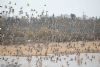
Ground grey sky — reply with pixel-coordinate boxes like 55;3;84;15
0;0;100;17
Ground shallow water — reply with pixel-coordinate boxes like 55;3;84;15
0;53;100;67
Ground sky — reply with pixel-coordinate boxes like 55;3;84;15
0;0;100;17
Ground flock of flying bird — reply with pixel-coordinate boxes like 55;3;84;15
0;1;100;67
0;51;100;67
0;1;48;19
0;42;100;67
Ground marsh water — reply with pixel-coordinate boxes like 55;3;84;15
0;53;100;67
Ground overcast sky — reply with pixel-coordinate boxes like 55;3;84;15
0;0;100;17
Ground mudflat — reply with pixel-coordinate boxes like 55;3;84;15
0;41;100;56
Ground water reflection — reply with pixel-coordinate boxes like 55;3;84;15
0;53;100;67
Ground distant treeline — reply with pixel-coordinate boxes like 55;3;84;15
0;14;100;45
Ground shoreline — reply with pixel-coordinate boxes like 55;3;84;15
0;41;100;56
